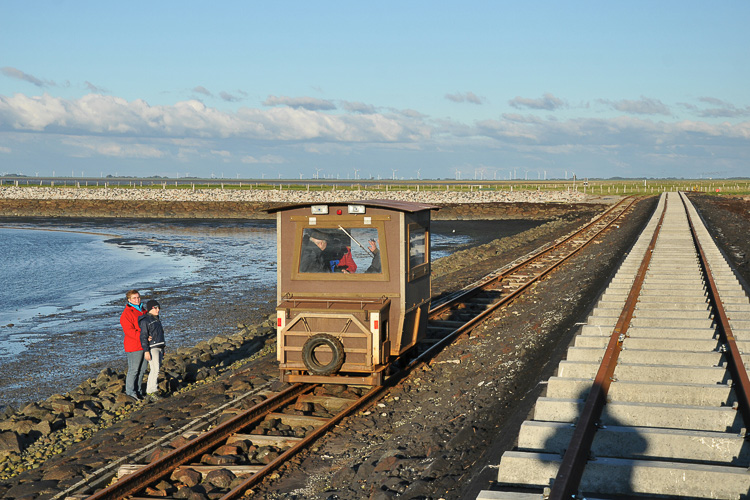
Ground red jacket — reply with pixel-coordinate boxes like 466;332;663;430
120;304;146;352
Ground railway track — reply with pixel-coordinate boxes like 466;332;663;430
78;197;635;500
480;191;750;500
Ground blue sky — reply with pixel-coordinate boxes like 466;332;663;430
1;1;749;180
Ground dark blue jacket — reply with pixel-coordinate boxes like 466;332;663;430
138;313;166;351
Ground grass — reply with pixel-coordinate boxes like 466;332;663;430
3;178;750;195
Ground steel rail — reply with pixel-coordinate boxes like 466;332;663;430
428;197;636;317
84;197;638;500
548;196;668;500
225;197;640;497
221;385;384;499
85;383;313;500
682;193;750;429
417;198;638;380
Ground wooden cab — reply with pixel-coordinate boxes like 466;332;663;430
270;199;437;385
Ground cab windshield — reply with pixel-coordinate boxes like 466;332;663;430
299;227;381;274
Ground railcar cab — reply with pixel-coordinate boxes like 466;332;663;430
269;199;437;385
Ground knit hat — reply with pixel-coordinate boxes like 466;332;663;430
309;229;329;241
145;300;160;311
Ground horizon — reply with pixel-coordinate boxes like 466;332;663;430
3;173;748;183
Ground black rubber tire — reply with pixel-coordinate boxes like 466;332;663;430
301;333;345;376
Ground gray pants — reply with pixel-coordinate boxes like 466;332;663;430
125;350;146;397
146;347;163;394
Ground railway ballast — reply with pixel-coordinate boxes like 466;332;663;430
481;191;750;500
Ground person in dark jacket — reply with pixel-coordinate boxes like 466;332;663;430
299;229;331;273
365;238;381;273
119;289;147;401
138;300;167;401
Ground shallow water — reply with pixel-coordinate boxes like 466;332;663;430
0;217;542;410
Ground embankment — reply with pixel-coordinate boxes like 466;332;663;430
0;186;604;220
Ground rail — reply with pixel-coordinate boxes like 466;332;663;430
485;191;750;499
81;197;637;499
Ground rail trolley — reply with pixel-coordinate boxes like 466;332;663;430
270;200;437;385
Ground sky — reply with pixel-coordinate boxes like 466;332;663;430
1;1;749;181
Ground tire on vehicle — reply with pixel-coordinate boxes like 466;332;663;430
302;333;345;376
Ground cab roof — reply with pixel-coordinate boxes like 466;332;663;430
267;199;439;214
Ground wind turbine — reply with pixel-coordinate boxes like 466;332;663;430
353;168;359;180
416;169;421;180
391;169;398;180
314;168;322;180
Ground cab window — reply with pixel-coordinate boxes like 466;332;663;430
299;227;382;274
409;226;427;269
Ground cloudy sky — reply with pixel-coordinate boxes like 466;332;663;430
1;1;748;180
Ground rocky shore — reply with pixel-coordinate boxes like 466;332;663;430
0;314;276;479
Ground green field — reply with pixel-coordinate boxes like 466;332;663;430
2;177;750;196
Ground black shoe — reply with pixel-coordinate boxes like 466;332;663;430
128;394;143;402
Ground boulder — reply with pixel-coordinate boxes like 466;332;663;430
173;485;209;500
65;416;95;433
171;467;201;487
20;402;48;420
199;454;240;465
0;405;17;419
204;468;236;488
31;420;52;436
8;418;36;435
42;462;85;481
50;399;76;414
0;431;22;458
3;480;59;498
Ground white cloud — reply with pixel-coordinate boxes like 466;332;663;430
263;95;336;111
85;81;107;94
509;93;565;111
0;92;434;144
602;96;672;116
1;90;749;178
1;67;48;87
341;101;376;114
694;97;750;118
60;137;165;158
220;91;241;102
445;91;484;105
241;154;286;164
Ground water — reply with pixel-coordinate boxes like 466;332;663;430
1;228;193;349
0;217;541;410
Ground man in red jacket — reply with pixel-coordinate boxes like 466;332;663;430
120;289;147;401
